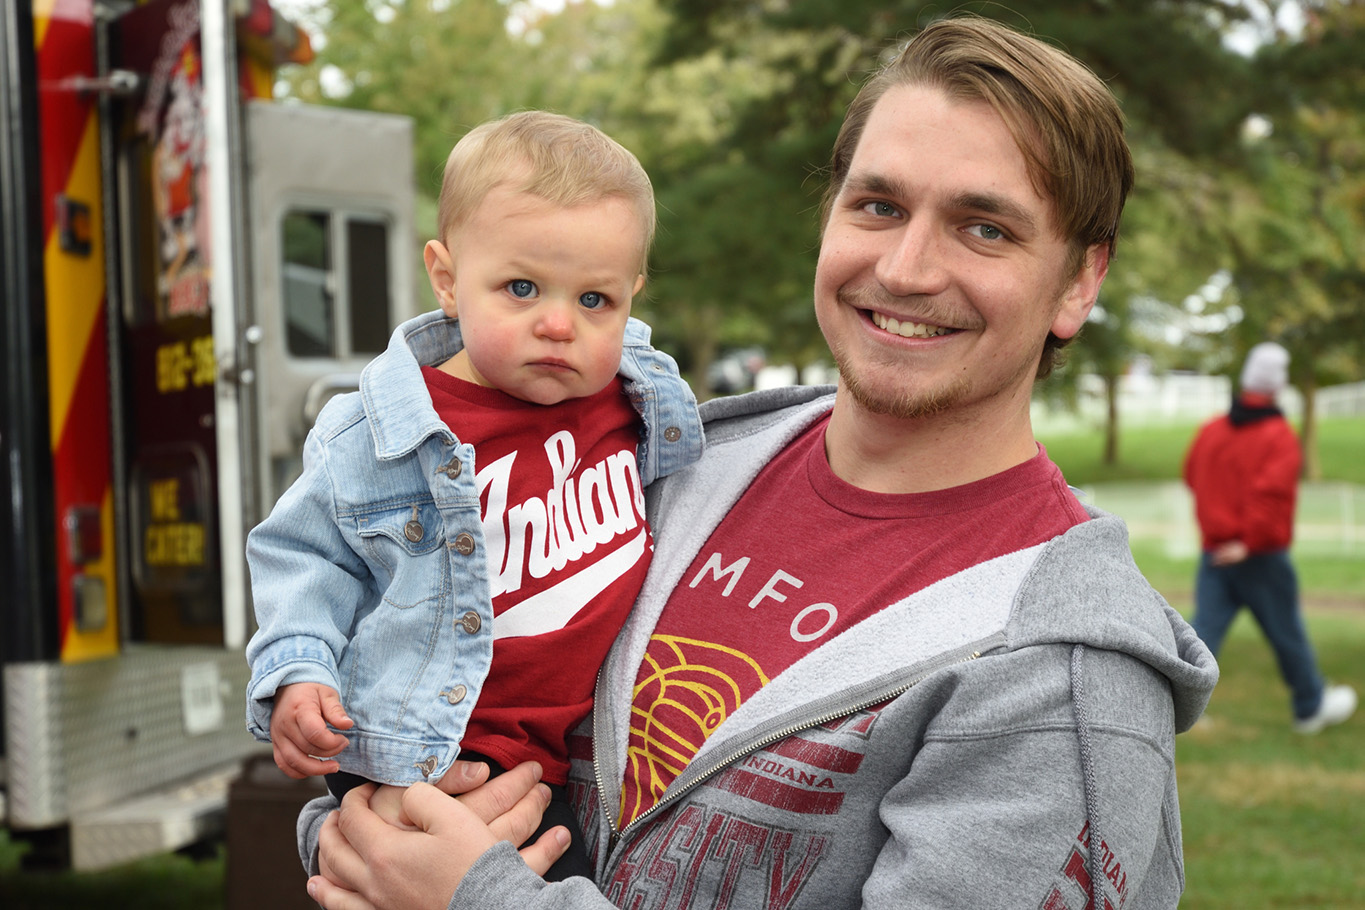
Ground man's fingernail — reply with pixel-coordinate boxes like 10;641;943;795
556;827;571;848
307;879;318;899
537;783;553;803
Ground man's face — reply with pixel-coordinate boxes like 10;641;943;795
424;186;645;405
814;84;1107;423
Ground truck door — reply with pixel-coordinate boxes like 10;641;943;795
108;3;414;649
243;101;416;512
108;0;227;647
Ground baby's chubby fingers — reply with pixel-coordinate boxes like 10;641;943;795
318;687;355;730
299;705;351;757
274;735;341;778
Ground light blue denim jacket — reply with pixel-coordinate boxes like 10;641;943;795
244;309;702;785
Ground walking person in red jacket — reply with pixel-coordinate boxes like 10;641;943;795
1184;342;1357;733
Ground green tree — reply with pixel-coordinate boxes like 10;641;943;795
279;0;529;190
1217;1;1365;479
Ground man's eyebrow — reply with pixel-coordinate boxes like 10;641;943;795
949;191;1039;234
842;173;908;200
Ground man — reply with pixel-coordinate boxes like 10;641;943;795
1185;341;1356;734
304;17;1218;910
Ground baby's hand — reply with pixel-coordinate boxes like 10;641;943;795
368;783;418;830
270;682;354;779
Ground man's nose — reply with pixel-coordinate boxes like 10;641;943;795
876;220;950;298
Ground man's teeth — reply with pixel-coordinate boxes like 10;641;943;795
871;312;952;338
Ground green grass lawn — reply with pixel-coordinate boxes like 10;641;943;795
1130;535;1364;908
0;842;226;909
1169;605;1365;910
1039;415;1365;487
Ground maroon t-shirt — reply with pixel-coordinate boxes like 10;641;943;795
424;368;650;784
620;414;1088;823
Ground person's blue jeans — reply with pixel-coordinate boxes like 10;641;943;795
1193;549;1324;720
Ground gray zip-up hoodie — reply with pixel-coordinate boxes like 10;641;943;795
300;386;1219;910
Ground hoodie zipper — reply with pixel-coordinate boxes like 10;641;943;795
594;648;984;855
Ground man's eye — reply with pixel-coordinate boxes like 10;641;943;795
968;224;1005;241
579;291;606;310
863;201;899;217
508;279;537;298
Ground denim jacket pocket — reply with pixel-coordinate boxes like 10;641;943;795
347;501;453;731
355;501;448;609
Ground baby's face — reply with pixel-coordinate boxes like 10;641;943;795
429;187;646;405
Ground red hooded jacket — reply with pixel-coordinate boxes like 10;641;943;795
1183;394;1301;554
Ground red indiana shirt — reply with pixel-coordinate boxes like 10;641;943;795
620;415;1089;824
424;367;651;784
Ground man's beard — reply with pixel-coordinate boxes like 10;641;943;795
829;338;971;420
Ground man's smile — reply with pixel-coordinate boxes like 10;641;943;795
869;311;958;338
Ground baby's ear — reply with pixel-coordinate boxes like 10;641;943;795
632;274;645;296
424;240;458;317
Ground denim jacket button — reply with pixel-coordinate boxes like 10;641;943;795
452;532;476;555
404;520;424;542
663;426;682;442
414;756;438;778
438;456;463;480
440;685;467;705
457;611;481;634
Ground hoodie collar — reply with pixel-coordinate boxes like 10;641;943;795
1229;391;1282;427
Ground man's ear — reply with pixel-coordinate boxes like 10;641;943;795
1051;244;1110;340
424;240;457;318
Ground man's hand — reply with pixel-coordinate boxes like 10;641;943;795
366;760;492;830
271;682;354;778
308;762;570;910
1211;540;1250;566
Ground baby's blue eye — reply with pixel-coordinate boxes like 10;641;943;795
579;292;605;310
508;279;537;298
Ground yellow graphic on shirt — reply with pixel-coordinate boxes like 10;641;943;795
623;635;769;824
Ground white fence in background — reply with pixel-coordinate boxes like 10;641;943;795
1035;375;1365;429
1320;381;1365;417
1074;481;1364;558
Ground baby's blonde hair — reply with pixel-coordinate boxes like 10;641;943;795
436;111;655;273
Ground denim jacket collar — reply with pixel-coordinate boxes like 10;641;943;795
361;312;463;460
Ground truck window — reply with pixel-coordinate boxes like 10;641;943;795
282;209;333;357
348;219;390;354
280;208;392;359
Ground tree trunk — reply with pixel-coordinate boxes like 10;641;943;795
1102;371;1121;466
1300;377;1320;481
687;303;720;402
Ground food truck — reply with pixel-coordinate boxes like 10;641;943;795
0;0;415;869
